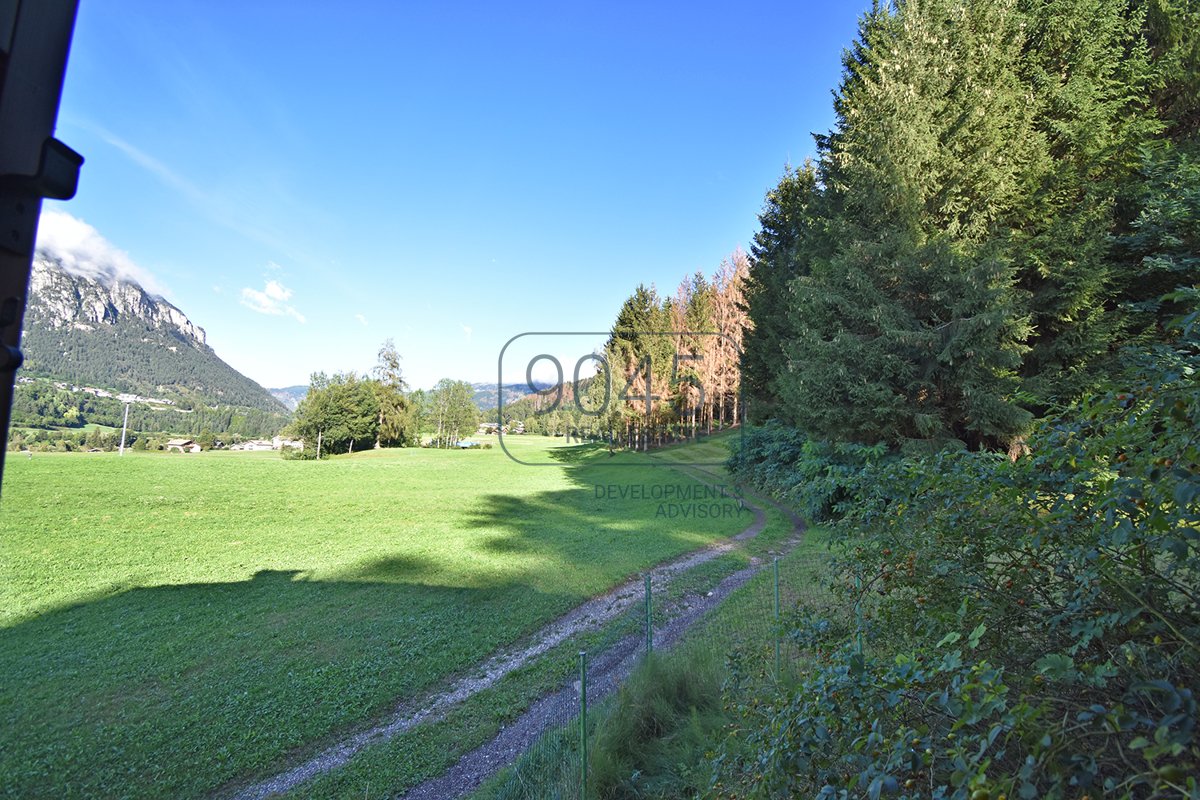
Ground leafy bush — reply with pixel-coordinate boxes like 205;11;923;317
729;422;891;522
280;445;314;460
715;335;1200;798
727;422;810;489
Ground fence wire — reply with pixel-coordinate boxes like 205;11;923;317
471;547;839;800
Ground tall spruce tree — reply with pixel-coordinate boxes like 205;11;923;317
1114;140;1200;339
741;162;822;420
607;285;674;446
1136;0;1200;140
676;272;714;429
776;0;1036;449
1011;0;1159;407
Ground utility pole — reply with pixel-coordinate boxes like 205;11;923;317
118;402;129;455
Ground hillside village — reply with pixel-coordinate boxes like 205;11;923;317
18;376;177;408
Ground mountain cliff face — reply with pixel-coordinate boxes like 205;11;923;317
470;381;554;410
28;254;207;345
268;385;308;411
21;253;286;413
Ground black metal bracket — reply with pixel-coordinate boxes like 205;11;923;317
0;137;83;255
0;135;83;199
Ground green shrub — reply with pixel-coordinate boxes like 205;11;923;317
729;422;891;522
715;334;1200;798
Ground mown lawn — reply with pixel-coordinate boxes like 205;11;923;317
0;435;747;798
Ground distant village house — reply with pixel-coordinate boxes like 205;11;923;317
477;421;522;435
228;436;303;452
166;438;202;453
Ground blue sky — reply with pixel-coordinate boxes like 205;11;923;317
41;1;868;390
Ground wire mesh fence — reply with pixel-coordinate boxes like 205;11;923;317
470;546;841;800
465;574;652;800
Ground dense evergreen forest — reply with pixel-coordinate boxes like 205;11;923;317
496;251;751;445
739;0;1195;448
22;314;286;414
699;0;1200;797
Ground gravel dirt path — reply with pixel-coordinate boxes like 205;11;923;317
397;475;806;800
229;467;802;800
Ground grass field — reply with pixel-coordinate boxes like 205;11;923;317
457;433;837;800
0;435;752;798
286;433;801;799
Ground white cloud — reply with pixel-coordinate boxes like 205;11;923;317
462;324;473;339
34;210;168;296
355;314;368;326
241;279;306;323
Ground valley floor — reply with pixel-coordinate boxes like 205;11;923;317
0;434;768;798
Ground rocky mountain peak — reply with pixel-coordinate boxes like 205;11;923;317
28;252;207;347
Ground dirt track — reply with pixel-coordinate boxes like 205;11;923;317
229;467;802;800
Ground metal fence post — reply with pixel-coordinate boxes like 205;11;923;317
645;573;652;654
579;650;588;799
773;557;781;677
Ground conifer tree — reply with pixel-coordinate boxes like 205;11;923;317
741;162;822;420
1011;0;1159;406
777;0;1035;449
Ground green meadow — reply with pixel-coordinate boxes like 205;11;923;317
0;436;750;798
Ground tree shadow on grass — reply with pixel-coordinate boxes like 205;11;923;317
543;442;606;464
0;565;573;800
463;454;753;597
0;445;749;800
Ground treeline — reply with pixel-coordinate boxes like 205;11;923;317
9;427;232;453
709;0;1199;796
23;318;286;413
284;340;481;457
10;380;287;443
740;0;1197;452
505;251;750;447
